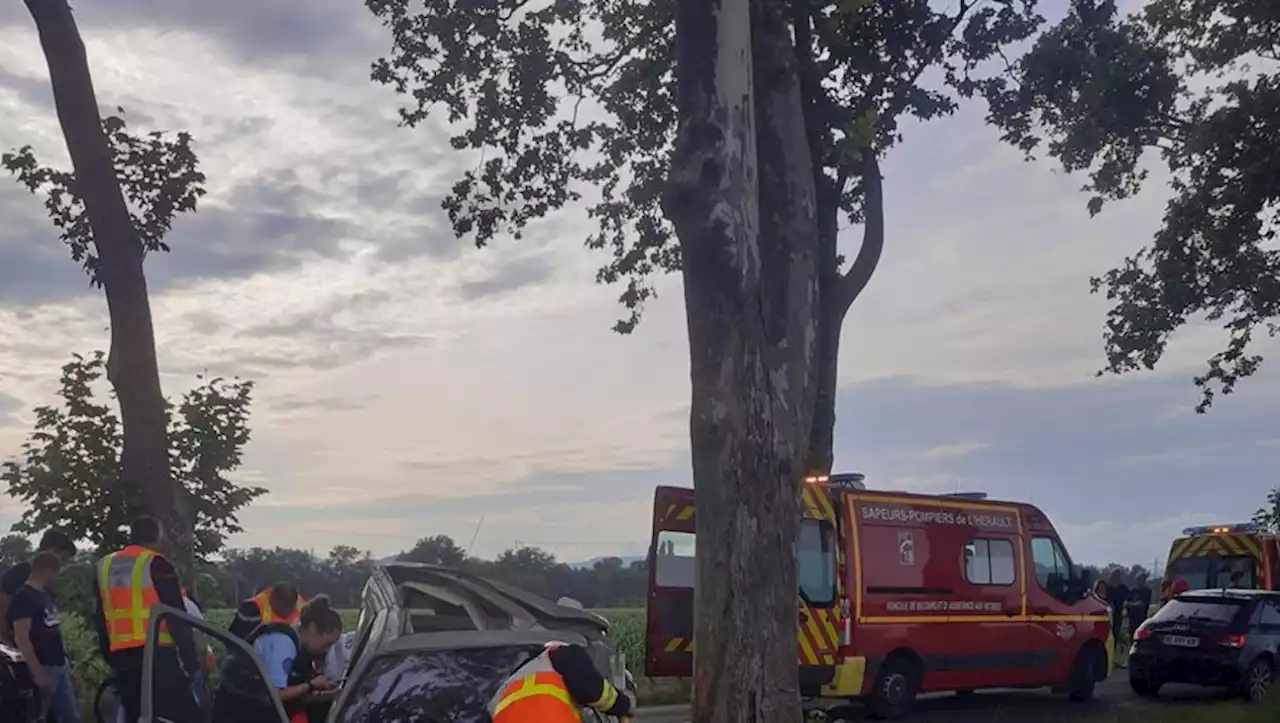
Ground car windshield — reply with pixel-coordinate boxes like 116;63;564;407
336;645;543;723
1165;554;1257;591
1150;597;1251;627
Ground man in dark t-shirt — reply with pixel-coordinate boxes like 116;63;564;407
0;530;77;644
1105;569;1131;668
1128;571;1153;636
6;552;81;723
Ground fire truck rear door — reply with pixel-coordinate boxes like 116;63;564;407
645;485;695;677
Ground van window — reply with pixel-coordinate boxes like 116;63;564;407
655;521;836;603
1166;555;1257;591
798;520;837;605
1031;536;1072;590
964;538;1016;585
654;531;696;588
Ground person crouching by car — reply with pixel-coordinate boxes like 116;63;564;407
213;595;343;723
489;641;634;723
229;582;305;641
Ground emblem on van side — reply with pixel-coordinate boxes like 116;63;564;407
898;531;916;566
1056;621;1075;640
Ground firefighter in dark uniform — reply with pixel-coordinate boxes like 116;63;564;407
212;595;342;723
229;582;305;641
92;516;200;723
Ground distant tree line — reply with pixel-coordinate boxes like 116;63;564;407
0;533;647;618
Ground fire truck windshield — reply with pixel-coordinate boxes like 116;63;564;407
1165;555;1257;591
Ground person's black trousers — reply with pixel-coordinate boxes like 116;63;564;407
111;649;201;723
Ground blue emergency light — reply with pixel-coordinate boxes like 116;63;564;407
1181;522;1267;536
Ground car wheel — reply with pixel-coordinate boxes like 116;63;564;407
1067;646;1100;702
866;656;919;720
1128;673;1162;698
1242;656;1274;703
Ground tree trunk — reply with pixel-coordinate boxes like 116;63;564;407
663;0;819;719
805;149;884;475
24;0;189;578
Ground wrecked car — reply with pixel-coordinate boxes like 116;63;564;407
141;561;635;723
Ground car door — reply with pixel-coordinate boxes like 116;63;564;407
142;603;289;723
328;606;393;719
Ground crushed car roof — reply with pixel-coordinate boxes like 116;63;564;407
381;561;611;633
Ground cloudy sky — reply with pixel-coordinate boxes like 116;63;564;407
0;0;1273;571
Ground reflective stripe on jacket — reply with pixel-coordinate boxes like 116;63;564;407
488;648;581;723
252;589;305;625
97;545;173;652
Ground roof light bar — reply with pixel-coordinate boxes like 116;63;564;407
804;472;867;490
1182;522;1267;536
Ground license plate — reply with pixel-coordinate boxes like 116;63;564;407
1162;635;1200;648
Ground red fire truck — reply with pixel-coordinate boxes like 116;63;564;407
1161;522;1280;601
645;474;1112;719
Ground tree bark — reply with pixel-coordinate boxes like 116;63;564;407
663;0;818;719
805;149;884;475
24;0;189;577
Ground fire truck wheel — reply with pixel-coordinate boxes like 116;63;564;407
1066;645;1103;702
866;655;920;720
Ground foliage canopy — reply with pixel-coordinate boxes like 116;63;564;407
1;352;264;558
987;0;1280;411
2;110;206;285
365;0;1044;331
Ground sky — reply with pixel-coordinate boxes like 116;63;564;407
0;0;1274;572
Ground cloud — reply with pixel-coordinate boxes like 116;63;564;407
456;255;557;301
920;442;991;459
835;374;1279;567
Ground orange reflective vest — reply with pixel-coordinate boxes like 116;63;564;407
252;589;305;625
97;546;173;652
488;648;581;723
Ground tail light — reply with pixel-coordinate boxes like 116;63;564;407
838;599;853;650
1132;627;1153;642
1220;634;1248;649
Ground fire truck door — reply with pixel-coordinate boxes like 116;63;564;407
646;486;695;677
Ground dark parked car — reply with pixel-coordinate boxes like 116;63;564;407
0;642;40;723
1128;588;1280;702
141;562;634;723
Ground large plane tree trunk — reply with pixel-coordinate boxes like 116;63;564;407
662;0;819;719
25;0;189;577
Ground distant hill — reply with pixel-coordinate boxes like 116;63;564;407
569;554;646;570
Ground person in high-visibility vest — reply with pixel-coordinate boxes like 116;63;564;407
92;516;200;723
213;595;343;723
229;582;305;640
487;641;634;723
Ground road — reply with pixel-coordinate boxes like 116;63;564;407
635;674;1232;722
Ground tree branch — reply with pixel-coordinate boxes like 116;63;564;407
837;147;882;311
